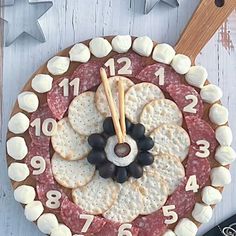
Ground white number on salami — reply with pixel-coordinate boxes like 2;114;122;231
154;67;165;86
59;78;80;97
196;140;210;158
104;57;132;76
185;175;199;193
30;156;46;175
31;118;57;136
162;205;178;224
183;95;198;113
46;190;62;209
118;224;132;236
79;214;94;233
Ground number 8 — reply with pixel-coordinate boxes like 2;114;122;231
46;190;62;209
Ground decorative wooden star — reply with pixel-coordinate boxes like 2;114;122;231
144;0;179;14
1;0;53;46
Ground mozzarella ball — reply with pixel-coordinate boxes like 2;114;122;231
210;166;231;187
37;213;59;234
200;84;223;104
192;203;213;223
7;137;28;160
50;224;72;236
112;35;132;53
8;112;29;134
171;54;191;74
31;74;53;93
69;43;91;63
14;185;36;204
47;56;70;75
201;186;222;205
25;201;44;221
215;126;233;146
185;65;208;88
89;38;112;58
8;163;30;182
152;43;176;64
163;230;176;236
209;104;228;125
215;146;236;165
18;92;39;113
174;218;198;236
132;36;153;57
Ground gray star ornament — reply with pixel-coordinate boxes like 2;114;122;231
144;0;179;14
1;0;53;46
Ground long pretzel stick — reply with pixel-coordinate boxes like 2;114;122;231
118;79;126;139
100;68;124;143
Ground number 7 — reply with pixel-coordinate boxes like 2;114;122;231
80;214;94;233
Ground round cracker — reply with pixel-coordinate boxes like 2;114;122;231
144;153;185;195
136;172;168;215
140;99;183;134
72;172;120;215
150;124;190;161
103;181;143;223
51;152;95;189
95;76;134;117
52;118;91;160
125;82;164;123
68;91;104;136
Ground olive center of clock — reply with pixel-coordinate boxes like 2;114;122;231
114;142;131;158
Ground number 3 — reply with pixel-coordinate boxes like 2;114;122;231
162;205;178;224
196;140;210;158
118;224;132;236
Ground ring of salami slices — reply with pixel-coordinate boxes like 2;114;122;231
6;36;235;236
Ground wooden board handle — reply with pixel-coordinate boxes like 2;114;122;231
175;0;236;62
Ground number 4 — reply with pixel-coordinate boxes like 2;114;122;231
185;175;199;193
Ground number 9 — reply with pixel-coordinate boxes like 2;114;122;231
30;156;46;175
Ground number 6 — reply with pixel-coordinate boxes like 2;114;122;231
118;224;132;236
162;205;178;224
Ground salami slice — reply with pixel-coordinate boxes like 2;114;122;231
133;209;166;236
185;116;217;153
47;77;74;120
167;84;204;118
136;63;182;92
61;198;105;234
29;103;56;146
25;143;54;184
186;146;211;188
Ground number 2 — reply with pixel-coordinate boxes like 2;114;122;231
80;214;94;233
162;205;178;224
185;175;199;193
183;95;198;114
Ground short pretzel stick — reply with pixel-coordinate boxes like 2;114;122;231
118;79;126;139
100;68;124;143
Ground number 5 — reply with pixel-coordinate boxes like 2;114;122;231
162;205;178;224
118;224;132;236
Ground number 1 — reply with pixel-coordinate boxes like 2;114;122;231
155;67;165;86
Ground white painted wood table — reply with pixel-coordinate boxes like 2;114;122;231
0;0;236;235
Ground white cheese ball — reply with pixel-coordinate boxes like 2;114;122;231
14;185;36;204
163;229;176;236
211;166;231;187
37;213;59;234
174;218;198;236
112;35;132;53
192;203;213;223
47;56;70;75
185;65;208;88
18;92;39;113
200;84;223;104
215;126;233;146
152;43;176;64
50;224;72;236
8;163;30;182
7;137;28;160
8;112;29;134
89;38;112;58
201;186;222;205
69;43;91;63
209;103;228;125
132;36;153;57
215;146;236;165
31;74;53;93
171;54;191;74
25;201;44;221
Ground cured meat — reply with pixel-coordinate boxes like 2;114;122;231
186;146;211;188
136;63;182;92
185;116;217;153
167;84;204;118
29;103;55;146
47;77;74;120
133;209;166;236
60;198;105;234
